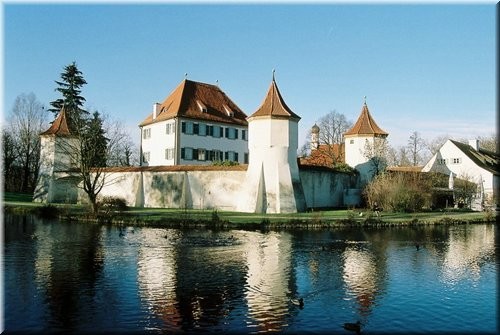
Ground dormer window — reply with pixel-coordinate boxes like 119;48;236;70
223;104;234;117
197;100;207;113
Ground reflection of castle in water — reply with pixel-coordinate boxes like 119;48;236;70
244;231;294;332
136;229;181;331
14;218;495;333
342;246;380;317
441;225;496;282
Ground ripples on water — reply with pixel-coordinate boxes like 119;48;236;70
4;215;498;334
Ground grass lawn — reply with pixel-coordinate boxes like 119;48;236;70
2;192;493;225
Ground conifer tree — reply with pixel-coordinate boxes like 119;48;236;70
49;62;88;131
48;63;110;213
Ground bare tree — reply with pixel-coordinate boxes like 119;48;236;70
426;134;450;155
477;134;497;153
53;110;112;213
6;93;47;193
311;110;353;165
407;131;428;166
104;117;139;166
363;137;390;176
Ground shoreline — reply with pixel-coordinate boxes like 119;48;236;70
3;201;497;229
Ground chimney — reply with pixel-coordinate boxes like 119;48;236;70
468;139;479;151
153;103;161;120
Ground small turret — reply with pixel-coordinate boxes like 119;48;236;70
311;123;320;150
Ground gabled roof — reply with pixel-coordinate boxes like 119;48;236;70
344;102;388;137
299;143;345;167
40;107;72;136
450;139;499;175
248;78;300;121
139;79;248;127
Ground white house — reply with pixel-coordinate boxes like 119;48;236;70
139;79;249;166
422;139;499;210
343;100;388;185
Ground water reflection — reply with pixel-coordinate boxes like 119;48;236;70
244;231;293;333
4;215;497;334
441;225;496;283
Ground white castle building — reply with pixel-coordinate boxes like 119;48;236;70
139;79;249;166
34;76;390;213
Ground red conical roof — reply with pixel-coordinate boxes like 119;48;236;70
344;102;387;136
249;78;300;120
40;107;72;136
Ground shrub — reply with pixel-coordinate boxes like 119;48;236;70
98;196;128;215
364;172;432;213
212;160;239;166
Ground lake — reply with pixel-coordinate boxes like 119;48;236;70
4;214;498;334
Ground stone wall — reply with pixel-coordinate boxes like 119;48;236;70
85;166;358;211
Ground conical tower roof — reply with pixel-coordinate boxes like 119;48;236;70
344;101;387;137
249;77;300;121
40;107;72;136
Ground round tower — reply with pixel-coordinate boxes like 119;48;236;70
34;108;79;203
237;75;306;213
344;98;388;184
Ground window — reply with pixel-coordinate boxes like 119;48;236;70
210;149;222;161
452;158;462;164
242;129;247;141
223;104;234;117
197;100;207;113
198;123;206;136
207;125;213;137
197;148;206;161
437;158;447;165
350;139;354;144
181;147;193;160
225;127;238;139
166;123;175;134
143;152;150;163
212;126;222;138
143;128;151;139
193;123;199;135
244;153;249;164
165;148;175;160
225;151;238;162
181;121;194;135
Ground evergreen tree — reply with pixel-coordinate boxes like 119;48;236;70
84;111;108;167
48;63;110;213
49;62;88;132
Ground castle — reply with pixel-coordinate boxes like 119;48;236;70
34;76;388;213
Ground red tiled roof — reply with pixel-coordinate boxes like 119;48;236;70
299;143;345;167
139;79;248;127
249;79;300;120
40;108;72;136
344;102;388;137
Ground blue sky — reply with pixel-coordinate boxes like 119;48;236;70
3;3;496;149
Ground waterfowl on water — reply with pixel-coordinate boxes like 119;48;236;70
291;298;304;308
343;321;362;334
